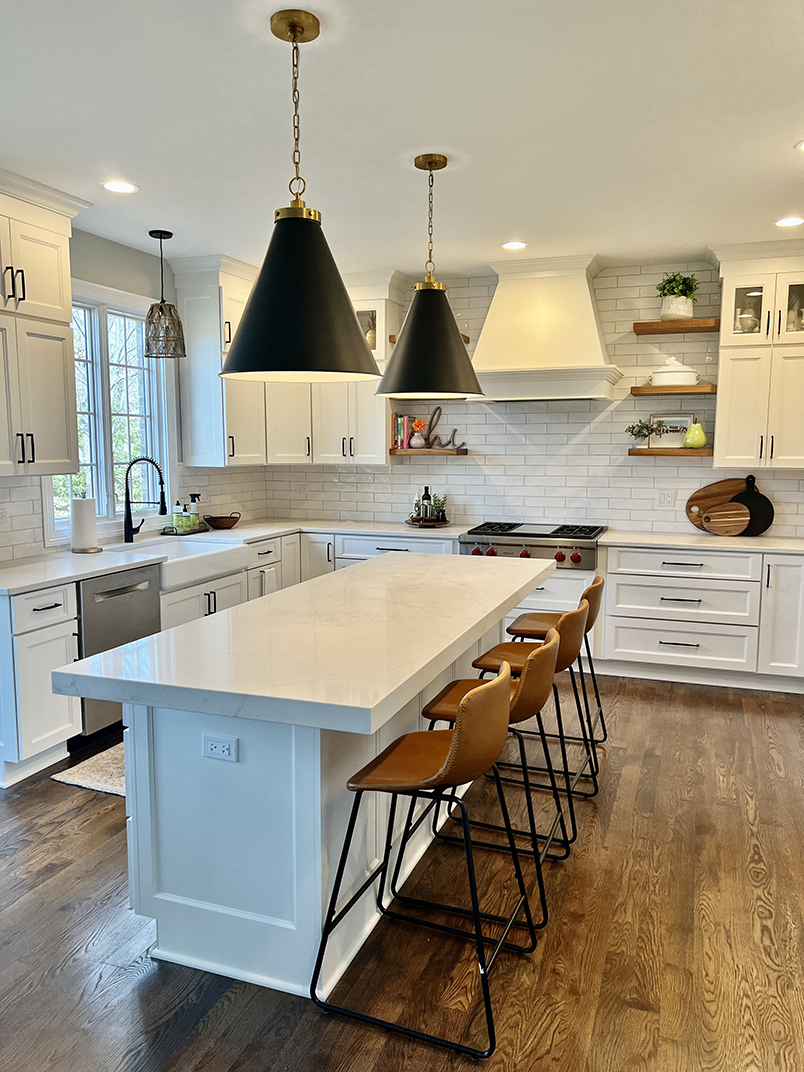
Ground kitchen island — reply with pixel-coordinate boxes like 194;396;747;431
52;552;553;997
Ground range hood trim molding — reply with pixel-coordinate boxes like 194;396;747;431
472;364;623;403
485;253;604;280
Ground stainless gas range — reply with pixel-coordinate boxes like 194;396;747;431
458;522;605;571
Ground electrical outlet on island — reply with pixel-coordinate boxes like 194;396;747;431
202;732;239;762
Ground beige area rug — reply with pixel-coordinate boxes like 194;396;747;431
51;742;125;796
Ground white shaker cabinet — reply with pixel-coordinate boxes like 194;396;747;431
758;555;804;677
0;311;77;476
311;382;350;463
14;620;80;759
247;564;280;600
4;218;71;323
764;347;804;467
266;383;313;464
160;572;247;630
300;532;335;580
311;381;389;465
281;533;301;586
719;275;777;347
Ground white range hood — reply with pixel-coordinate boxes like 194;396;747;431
471;254;622;401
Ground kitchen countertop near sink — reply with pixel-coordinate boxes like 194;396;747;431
601;529;804;554
195;518;473;543
0;547;170;597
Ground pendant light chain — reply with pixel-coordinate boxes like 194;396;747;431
289;33;307;200
425;168;435;278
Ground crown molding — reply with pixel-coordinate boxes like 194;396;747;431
0;168;92;218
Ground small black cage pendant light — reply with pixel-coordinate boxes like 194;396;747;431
145;229;186;358
377;155;483;399
220;10;379;383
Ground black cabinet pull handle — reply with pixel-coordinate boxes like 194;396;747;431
27;433;35;463
326;541;332;563
349;436;354;457
15;269;25;302
3;265;15;301
658;640;700;648
766;310;771;337
770;435;774;460
759;435;763;459
228;435;235;458
341;437;347;457
211;590;217;613
660;597;703;603
766;563;771;588
306;436;311;457
204;593;211;616
15;432;25;464
257;549;274;556
224;321;232;345
376;547;410;552
661;560;703;567
778;309;782;337
33;602;62;612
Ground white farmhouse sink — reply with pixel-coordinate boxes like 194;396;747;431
106;537;248;592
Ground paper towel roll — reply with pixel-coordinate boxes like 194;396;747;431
71;498;100;553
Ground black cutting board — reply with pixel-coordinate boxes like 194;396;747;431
729;474;774;536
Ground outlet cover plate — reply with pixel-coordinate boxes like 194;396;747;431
202;732;239;762
656;490;676;508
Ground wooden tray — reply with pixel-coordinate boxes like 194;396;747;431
405;518;450;528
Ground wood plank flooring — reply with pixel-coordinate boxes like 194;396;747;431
2;676;804;1070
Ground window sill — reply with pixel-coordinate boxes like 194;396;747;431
47;514;167;550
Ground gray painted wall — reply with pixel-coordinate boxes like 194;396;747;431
70;229;176;301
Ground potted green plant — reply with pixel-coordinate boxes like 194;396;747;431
656;272;700;321
625;419;661;449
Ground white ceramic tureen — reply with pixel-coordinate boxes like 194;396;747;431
648;356;700;386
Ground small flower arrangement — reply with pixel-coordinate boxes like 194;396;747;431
656;272;700;299
412;419;426;433
432;493;448;514
625;419;661;442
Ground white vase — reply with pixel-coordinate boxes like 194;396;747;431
409;432;427;449
632;437;649;449
660;295;694;321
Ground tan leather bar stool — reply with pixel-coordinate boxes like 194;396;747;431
422;629;570;871
508;576;607;746
310;665;538;1061
472;600;596;831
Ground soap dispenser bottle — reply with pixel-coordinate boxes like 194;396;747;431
188;493;202;532
172;501;183;531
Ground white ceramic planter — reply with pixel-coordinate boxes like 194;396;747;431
660;295;694;321
632;437;649;449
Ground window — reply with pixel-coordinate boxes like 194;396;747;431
46;285;171;539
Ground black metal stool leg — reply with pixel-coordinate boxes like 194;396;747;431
584;632;607;742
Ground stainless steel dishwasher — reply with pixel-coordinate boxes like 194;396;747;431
77;564;161;735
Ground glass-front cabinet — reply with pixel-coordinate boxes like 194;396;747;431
774;272;804;344
720;274;776;346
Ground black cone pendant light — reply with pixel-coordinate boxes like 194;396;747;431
145;230;186;358
377;155;483;399
221;10;379;383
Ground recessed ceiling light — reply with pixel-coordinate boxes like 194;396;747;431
102;180;139;193
775;216;804;227
501;240;528;250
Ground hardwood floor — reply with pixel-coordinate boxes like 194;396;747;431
2;676;804;1070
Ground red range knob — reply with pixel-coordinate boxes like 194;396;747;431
471;546;482;555
554;551;566;562
570;552;582;564
519;549;531;558
486;547;498;556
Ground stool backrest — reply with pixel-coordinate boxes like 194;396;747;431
432;663;512;788
581;575;605;632
509;628;559;725
554;600;589;673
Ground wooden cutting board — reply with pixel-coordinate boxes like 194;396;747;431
700;501;751;536
685;479;748;531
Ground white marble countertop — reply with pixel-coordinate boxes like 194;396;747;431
195;517;471;543
52;553;553;735
601;529;804;555
0;548;169;596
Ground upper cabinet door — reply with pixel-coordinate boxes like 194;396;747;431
0;217;13;309
713;346;772;468
348;381;389;465
15;319;78;475
266;382;312;464
8;220;71;323
220;286;249;353
766;347;804;467
772;272;804;344
223;377;267;466
311;383;350;463
720;275;777;346
0;312;23;476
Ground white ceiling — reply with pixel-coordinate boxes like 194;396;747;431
3;0;804;276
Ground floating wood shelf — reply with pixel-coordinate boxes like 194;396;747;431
632;318;720;336
629;447;714;457
390;447;468;456
630;384;717;396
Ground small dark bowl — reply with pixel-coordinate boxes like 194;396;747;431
203;512;241;530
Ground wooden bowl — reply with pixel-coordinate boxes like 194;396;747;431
203;512;241;530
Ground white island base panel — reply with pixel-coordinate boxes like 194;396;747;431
122;623;504;998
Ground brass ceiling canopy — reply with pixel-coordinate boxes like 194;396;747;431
414;153;448;172
270;9;320;42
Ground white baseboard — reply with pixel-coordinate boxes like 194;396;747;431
0;743;69;789
594;658;804;695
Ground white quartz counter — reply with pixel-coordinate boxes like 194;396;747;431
53;552;553;734
195;517;471;543
601;529;804;555
0;548;169;596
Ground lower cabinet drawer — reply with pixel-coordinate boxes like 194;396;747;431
12;584;77;634
606;574;760;626
607;546;762;582
606;617;758;672
247;538;282;570
335;534;455;558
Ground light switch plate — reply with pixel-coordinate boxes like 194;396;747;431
202;732;239;762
